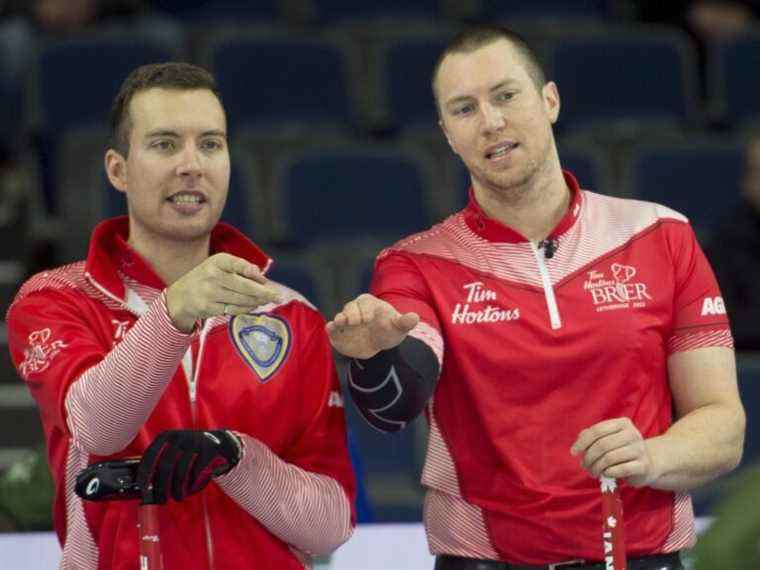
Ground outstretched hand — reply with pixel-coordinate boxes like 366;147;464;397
326;294;419;359
166;253;282;332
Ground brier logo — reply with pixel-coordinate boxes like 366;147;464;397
584;263;652;312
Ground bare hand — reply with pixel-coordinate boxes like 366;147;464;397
326;294;420;359
570;417;658;487
166;253;281;332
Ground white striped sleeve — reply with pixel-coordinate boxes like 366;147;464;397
65;292;194;455
216;434;354;556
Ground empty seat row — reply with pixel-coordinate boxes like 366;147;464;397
19;26;760;142
150;0;614;25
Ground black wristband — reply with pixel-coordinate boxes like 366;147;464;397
348;336;440;432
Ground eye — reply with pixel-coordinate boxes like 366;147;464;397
200;138;225;152
496;91;515;102
452;103;475;116
151;139;175;151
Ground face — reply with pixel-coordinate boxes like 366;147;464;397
105;87;230;244
436;39;560;198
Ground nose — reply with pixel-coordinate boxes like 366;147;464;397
176;143;202;178
481;103;506;133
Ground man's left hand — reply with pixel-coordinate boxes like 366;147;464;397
137;429;242;504
570;417;658;487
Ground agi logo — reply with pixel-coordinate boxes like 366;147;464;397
701;296;726;316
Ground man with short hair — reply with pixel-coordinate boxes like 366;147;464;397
7;62;355;569
328;26;744;570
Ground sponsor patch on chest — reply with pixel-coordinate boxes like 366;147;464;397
229;314;291;383
451;281;520;325
583;263;652;312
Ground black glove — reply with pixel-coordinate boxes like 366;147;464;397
137;429;241;504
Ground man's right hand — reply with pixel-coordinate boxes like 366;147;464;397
166;253;281;332
326;294;419;359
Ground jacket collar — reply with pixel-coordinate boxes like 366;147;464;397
462;170;583;243
84;216;271;303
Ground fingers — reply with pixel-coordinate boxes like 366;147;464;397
211;253;268;284
172;451;198;502
137;433;173;505
392;312;420;332
571;418;630;456
332;294;392;327
571;418;655;486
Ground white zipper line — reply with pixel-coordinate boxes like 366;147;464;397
84;272;135;314
531;243;562;330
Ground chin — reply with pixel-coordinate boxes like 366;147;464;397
159;219;218;242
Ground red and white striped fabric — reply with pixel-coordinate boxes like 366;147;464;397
6;217;356;570
369;171;730;564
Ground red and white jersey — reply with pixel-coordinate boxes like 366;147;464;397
371;172;732;565
6;217;356;570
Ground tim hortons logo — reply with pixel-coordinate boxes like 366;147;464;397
584;263;652;312
451;281;520;324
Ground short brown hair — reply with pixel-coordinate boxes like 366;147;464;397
432;25;547;110
110;62;223;155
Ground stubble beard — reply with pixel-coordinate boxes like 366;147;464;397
474;147;549;207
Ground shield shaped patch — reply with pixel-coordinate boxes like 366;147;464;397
229;314;291;383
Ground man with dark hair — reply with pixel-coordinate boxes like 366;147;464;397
7;62;356;569
328;25;744;570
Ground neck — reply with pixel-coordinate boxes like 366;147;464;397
473;156;570;242
127;225;211;286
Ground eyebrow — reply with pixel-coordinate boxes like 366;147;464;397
444;80;518;108
144;129;227;139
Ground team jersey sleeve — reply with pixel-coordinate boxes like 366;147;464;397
371;250;444;365
666;222;734;355
216;307;356;556
6;288;192;455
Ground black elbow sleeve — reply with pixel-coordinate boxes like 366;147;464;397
347;336;440;432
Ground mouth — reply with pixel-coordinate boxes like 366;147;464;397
485;142;519;160
166;191;207;205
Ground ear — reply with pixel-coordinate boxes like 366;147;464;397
542;81;561;124
105;149;127;193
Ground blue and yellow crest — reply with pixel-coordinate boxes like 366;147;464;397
229;314;291;383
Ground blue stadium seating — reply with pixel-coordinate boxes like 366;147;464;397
708;33;760;126
626;140;744;238
150;0;277;22
273;146;433;244
547;29;699;131
35;38;177;133
476;0;609;21
207;33;354;132
381;37;448;130
304;0;442;23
